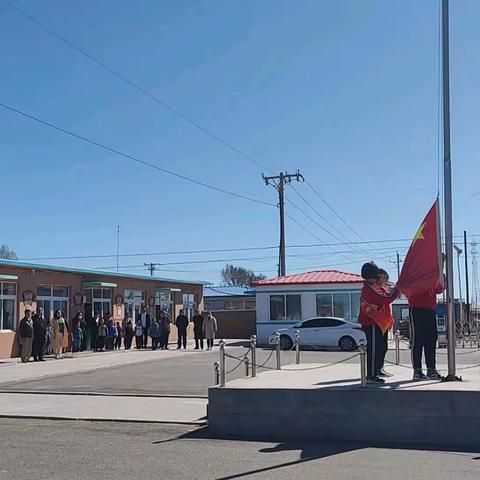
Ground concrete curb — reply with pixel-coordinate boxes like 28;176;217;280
0;389;207;399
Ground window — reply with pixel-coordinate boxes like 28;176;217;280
182;293;195;320
316;294;333;317
0;282;16;330
155;291;173;320
37;285;69;321
245;300;256;310
270;295;285;320
270;294;302;321
350;293;361;323
333;293;350;320
316;292;361;322
84;288;111;319
299;318;344;328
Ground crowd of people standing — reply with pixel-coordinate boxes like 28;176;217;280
17;306;218;362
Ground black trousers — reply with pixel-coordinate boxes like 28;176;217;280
151;337;159;350
193;331;203;350
143;329;149;349
177;328;187;348
114;336;122;350
363;325;385;378
206;338;214;349
160;331;170;349
124;336;133;350
32;339;45;360
380;332;388;370
135;335;143;349
96;336;105;351
410;307;437;370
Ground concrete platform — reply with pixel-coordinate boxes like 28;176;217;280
208;363;480;449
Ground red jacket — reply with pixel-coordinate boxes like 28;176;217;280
358;280;398;327
408;287;443;310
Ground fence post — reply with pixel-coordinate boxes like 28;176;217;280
213;361;220;385
244;355;250;377
395;330;400;365
219;340;226;387
295;330;300;364
275;332;281;370
250;335;257;377
359;339;367;388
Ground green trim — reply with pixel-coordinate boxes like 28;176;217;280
82;281;118;288
156;287;182;292
0;274;18;280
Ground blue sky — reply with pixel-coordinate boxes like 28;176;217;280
1;0;479;287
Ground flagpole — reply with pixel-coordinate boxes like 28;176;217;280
442;0;458;380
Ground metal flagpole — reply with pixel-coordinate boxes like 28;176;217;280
442;0;459;380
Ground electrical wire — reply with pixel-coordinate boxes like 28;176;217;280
0;102;275;208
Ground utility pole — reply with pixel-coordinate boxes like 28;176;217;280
454;245;464;347
389;251;403;279
263;170;304;277
144;263;160;276
464;230;470;341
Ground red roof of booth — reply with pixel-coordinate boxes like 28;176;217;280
253;270;363;286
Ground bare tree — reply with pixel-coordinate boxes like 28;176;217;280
0;245;17;260
220;264;266;287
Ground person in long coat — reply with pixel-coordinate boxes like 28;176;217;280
203;311;217;351
51;310;66;359
32;307;47;361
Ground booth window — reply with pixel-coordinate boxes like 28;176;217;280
270;294;301;321
0;282;16;330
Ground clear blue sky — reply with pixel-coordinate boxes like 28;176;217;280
1;0;479;287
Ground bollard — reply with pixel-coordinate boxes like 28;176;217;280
251;335;257;377
219;340;226;387
295;330;300;364
244;355;250;376
275;332;281;370
213;361;220;385
395;330;400;365
359;339;367;388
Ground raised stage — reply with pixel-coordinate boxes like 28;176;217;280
208;363;480;449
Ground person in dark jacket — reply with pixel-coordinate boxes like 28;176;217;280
19;309;34;363
90;312;100;351
148;319;161;350
192;310;204;350
71;313;84;353
32;307;47;362
115;322;123;350
136;306;150;349
175;309;189;349
124;319;134;350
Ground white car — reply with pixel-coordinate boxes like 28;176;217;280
269;317;366;351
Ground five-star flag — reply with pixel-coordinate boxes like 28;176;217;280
396;199;443;298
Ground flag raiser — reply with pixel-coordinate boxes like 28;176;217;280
396;198;444;298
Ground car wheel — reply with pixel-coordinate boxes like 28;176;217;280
339;335;356;352
280;334;294;350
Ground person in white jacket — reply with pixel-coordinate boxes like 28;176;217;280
203;311;217;351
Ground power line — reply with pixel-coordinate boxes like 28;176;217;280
0;102;275;208
18;234;472;262
3;0;272;174
5;0;370;254
305;180;371;243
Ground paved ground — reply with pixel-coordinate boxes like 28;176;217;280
1;344;478;397
0;418;478;480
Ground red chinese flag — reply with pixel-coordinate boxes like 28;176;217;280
396;199;443;297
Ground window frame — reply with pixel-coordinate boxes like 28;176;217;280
315;291;361;323
0;282;17;331
269;294;302;321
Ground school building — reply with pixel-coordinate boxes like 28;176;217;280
0;259;207;359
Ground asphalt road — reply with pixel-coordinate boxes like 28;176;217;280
2;344;479;397
0;418;478;480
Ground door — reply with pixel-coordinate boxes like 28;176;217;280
297;319;324;347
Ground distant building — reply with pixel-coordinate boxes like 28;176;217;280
253;270;363;343
204;286;256;311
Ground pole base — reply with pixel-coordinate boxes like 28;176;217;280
441;374;463;382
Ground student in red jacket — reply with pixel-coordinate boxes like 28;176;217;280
358;262;399;383
409;287;443;380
